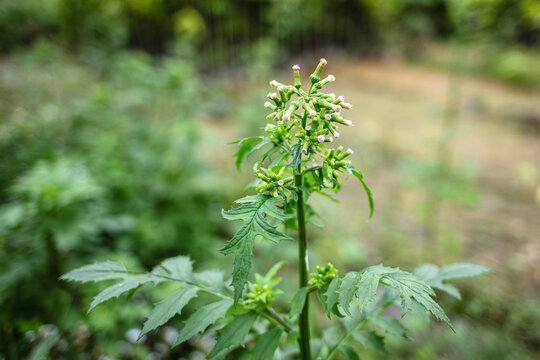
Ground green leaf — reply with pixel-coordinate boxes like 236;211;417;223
285;330;298;346
222;195;292;302
61;262;160;311
371;316;411;340
380;270;453;330
351;169;374;218
339;272;361;316
352;330;389;355
153;256;194;281
324;277;341;318
88;274;155;311
414;263;489;300
253;327;283;360
140;286;199;338
174;298;233;347
233;137;264;170
341;265;453;330
208;311;258;358
339;345;360;360
289;287;308;317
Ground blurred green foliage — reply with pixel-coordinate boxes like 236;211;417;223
0;42;231;358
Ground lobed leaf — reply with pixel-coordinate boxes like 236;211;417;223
352;330;389;355
371;315;411;340
221;195;292;302
233;137;264;170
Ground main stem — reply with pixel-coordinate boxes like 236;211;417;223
295;174;311;360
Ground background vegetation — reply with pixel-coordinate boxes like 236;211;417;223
0;0;539;359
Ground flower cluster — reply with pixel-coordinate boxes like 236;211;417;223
309;263;339;289
256;59;357;197
244;282;284;310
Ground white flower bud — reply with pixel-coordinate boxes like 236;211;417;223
306;126;311;131
329;137;333;143
329;93;336;100
334;132;340;138
345;120;352;126
301;149;308;154
282;113;290;121
309;110;317;117
317;135;325;143
347;148;354;155
327;75;336;82
277;85;284;91
264;101;272;108
324;114;332;120
319;58;327;66
278;179;284;186
332;104;342;112
342;102;352;109
337;95;345;102
292;64;300;72
269;80;278;87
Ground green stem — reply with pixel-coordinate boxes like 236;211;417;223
295;174;311;360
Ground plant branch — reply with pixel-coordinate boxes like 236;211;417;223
265;308;293;332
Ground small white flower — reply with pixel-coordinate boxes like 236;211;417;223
309;110;317;117
337;95;345;102
342;102;352;109
317;135;325;143
329;93;336;100
278;180;284;186
327;75;336;82
324;114;332;120
347;148;354;155
319;58;327;66
292;64;300;72
277;85;284;91
306;126;311;131
270;93;278;99
345;120;352;126
334;132;340;138
332;104;342;112
282;113;290;121
329;137;333;143
269;80;278;87
264;101;272;108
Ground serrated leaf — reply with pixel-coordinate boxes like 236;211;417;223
61;262;130;282
380;270;453;330
153;256;193;281
325;277;341;318
289;143;303;174
233;137;264;170
222;195;292;302
173;298;233;347
253;327;283;360
140;286;199;338
371;316;411;340
414;263;488;300
352;330;389;355
339;345;360;360
208;311;258;358
339;272;361;316
88;274;156;311
289;287;308;317
351;169;374;218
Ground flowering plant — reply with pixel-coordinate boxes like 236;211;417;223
62;59;487;359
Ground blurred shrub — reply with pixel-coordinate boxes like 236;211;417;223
0;42;228;357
